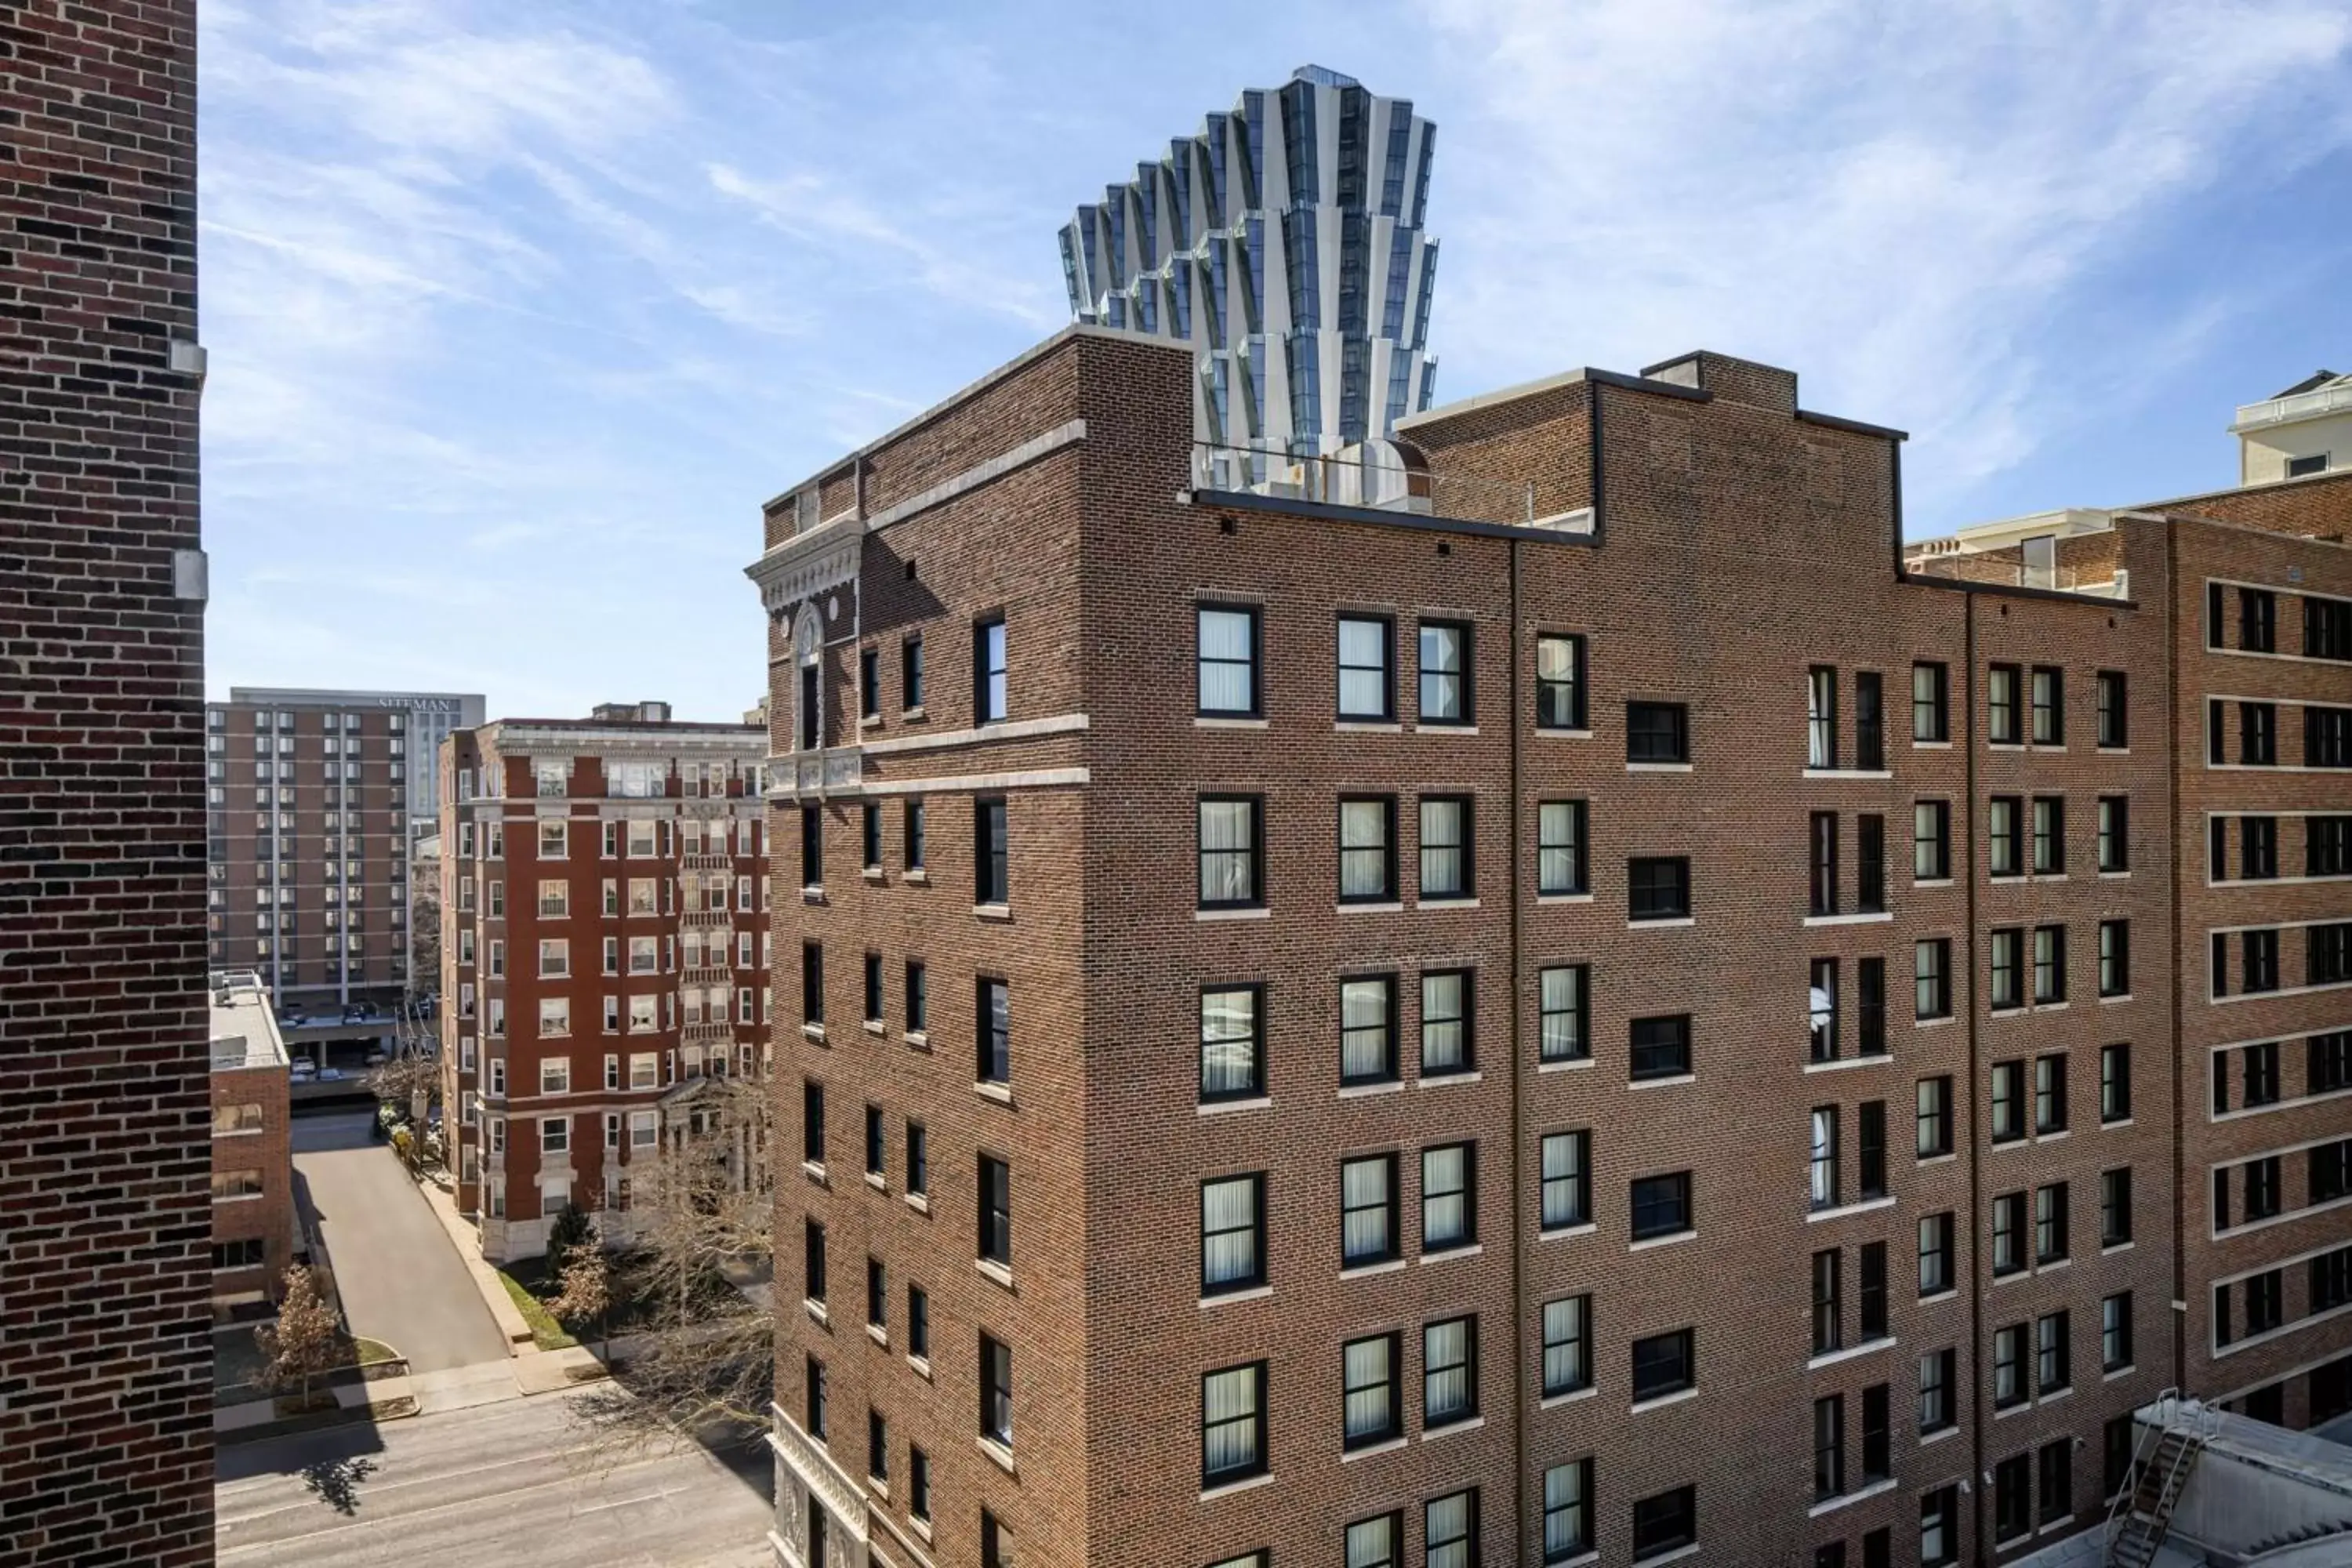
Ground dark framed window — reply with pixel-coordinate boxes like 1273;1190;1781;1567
2102;1292;2133;1372
2035;1182;2070;1263
1420;969;1472;1075
1425;1490;1477;1568
1858;1103;1887;1200
862;803;882;871
1987;662;2021;744
2034;1054;2068;1134
2030;665;2064;745
1628;856;1690;920
1811;1248;1842;1355
2100;1044;2131;1123
979;1333;1012;1447
1631;1483;1697;1562
902;633;924;710
868;1408;887;1482
1198;795;1263;909
903;798;925;872
1993;1454;2031;1543
1809;1107;1840;1210
2310;594;2352;660
2036;1309;2071;1393
2100;920;2130;996
981;1512;1011;1568
2315;920;2352;985
1856;671;1884;769
1813;1394;1845;1499
909;1445;931;1521
1417;795;1472;898
907;1283;929;1358
858;647;881;722
1918;1211;1954;1296
1992;1323;2026;1409
1857;956;1886;1056
803;1219;827;1303
1627;701;1688;764
1201;1174;1265;1294
1808;666;1838;770
806;1354;827;1439
906;1120;927;1196
2040;1438;2074;1526
1538;800;1588;895
1921;1485;1959;1566
1422;1316;1477;1427
1630;1171;1692;1240
1342;1332;1400;1448
978;1154;1011;1266
800;804;823;888
1541;1295;1591;1396
978;978;1009;1084
975;616;1007;724
1860;1240;1888;1337
1988;795;2021;876
1340;975;1397;1086
1421;1142;1475;1250
1337;614;1394;720
1338;796;1396;902
864;1103;884;1176
2314;1031;2352;1094
2096;670;2127;748
1541;1130;1589;1231
2241;586;2278;652
1196;604;1261;717
1543;1460;1593;1563
801;1078;826;1164
864;953;884;1024
2245;927;2280;993
975;797;1008;905
1341;1154;1398;1266
1989;928;2023;1010
2244;815;2279;880
2097;796;2129;872
1199;985;1264;1102
2031;796;2064;874
1417;619;1472;724
1537;633;1587;731
905;960;927;1033
1630;1329;1694;1403
1917;1077;1953;1159
1991;1192;2027;1276
1918;1348;1955;1434
1629;1014;1691;1080
2242;699;2278;764
1915;938;1951;1019
1539;965;1588;1062
1200;1362;1267;1486
1809;811;1839;916
1912;662;1948;742
1857;814;1885;912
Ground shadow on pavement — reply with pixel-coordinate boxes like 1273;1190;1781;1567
300;1454;377;1515
214;1414;390;1486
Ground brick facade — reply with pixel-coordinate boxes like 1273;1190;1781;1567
753;327;2352;1568
0;2;212;1563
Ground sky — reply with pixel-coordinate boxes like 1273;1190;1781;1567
198;0;2352;721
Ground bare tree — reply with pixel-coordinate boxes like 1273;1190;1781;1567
367;1050;441;1140
550;1242;615;1360
568;1071;773;1455
255;1265;341;1410
408;880;441;982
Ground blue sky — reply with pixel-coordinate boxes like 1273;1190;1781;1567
199;0;2352;720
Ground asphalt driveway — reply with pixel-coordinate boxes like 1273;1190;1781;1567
293;1112;507;1374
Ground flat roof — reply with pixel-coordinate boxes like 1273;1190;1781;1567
209;980;289;1073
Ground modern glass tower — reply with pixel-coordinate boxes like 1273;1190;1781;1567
1059;64;1438;458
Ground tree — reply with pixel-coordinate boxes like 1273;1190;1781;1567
544;1202;594;1282
550;1243;615;1359
366;1048;441;1157
408;878;441;984
255;1265;341;1410
568;1072;773;1457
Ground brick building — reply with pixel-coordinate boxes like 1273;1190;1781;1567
437;702;772;1262
205;693;423;1009
750;326;2351;1568
0;3;215;1564
208;973;295;1315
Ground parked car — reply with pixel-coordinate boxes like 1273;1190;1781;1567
317;1066;343;1082
289;1059;318;1081
341;1004;368;1024
280;1005;308;1026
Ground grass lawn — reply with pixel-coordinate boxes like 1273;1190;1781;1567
494;1265;578;1351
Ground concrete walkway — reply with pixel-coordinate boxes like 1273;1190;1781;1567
292;1113;508;1374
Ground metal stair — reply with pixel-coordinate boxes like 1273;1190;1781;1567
2105;1392;2216;1568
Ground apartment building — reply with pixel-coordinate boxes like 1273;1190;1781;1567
209;973;296;1316
230;685;487;833
749;326;2349;1568
437;702;772;1262
205;695;419;1007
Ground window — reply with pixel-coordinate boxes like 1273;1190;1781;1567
801;1080;826;1166
2035;1182;2070;1263
904;960;927;1034
1340;976;1396;1086
906;1283;928;1359
1543;1460;1594;1563
1809;811;1839;916
1992;1191;2027;1276
2097;796;2129;873
2315;817;2352;877
864;954;884;1025
978;979;1009;1085
1417;796;1472;898
1420;970;1472;1075
1858;1104;1887;1201
904;799;926;873
975;617;1007;723
2247;1269;2285;1334
2315;921;2352;985
803;1220;827;1304
2030;665;2063;745
1538;800;1588;895
1813;1394;1845;1499
2244;815;2280;880
1630;1014;1690;1080
1632;1484;1697;1562
2245;927;2280;993
861;804;881;871
1810;959;1839;1063
978;1155;1011;1267
2314;1139;2352;1204
1992;1454;2031;1544
2036;1309;2071;1394
1808;667;1838;769
1539;965;1588;1062
859;646;881;721
2242;699;2278;764
1541;1131;1590;1231
1630;1171;1692;1240
1993;1324;2027;1409
1811;1250;1842;1355
1919;1348;1955;1434
2314;1031;2352;1094
1343;1333;1400;1447
1425;1490;1476;1568
1857;672;1884;769
2311;594;2352;659
1346;1514;1400;1568
1198;796;1262;909
1857;815;1885;913
1989;796;2021;876
902;633;924;710
981;1513;1011;1568
1537;633;1586;730
1627;701;1688;764
1917;1077;1953;1158
1421;1143;1474;1251
2034;1054;2067;1134
1989;928;2024;1010
1200;985;1263;1101
1201;1174;1264;1294
1337;615;1393;719
1338;797;1396;902
1809;1108;1840;1211
2030;796;2064;875
2100;920;2130;997
2103;1292;2134;1371
1915;938;1951;1019
1423;1316;1476;1426
1417;620;1470;724
1200;1363;1267;1486
975;797;1008;904
1542;1296;1591;1396
2100;1044;2132;1123
2096;670;2127;748
800;805;822;887
979;1334;1012;1448
2242;586;2278;652
1920;1486;1959;1566
1912;662;1949;742
1196;604;1259;717
1631;1329;1693;1403
1987;662;2021;744
905;1121;927;1196
1918;1211;1954;1296
805;1356;827;1440
802;942;825;1025
1628;856;1690;920
1857;957;1886;1056
1341;1154;1398;1266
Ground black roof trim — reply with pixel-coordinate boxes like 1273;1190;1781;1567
1797;408;1909;442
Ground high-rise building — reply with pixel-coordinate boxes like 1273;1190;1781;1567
206;696;421;1007
0;3;215;1563
1059;65;1439;459
437;702;772;1262
230;685;487;832
750;324;2352;1567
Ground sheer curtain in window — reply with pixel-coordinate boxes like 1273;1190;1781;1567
1344;1338;1392;1442
1341;980;1390;1080
1201;1179;1258;1288
1339;800;1388;898
1200;1367;1259;1477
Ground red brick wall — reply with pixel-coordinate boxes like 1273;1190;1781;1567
211;1062;294;1302
0;3;212;1563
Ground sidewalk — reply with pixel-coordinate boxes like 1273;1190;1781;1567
215;1372;419;1441
412;1173;535;1353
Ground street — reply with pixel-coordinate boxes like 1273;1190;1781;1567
294;1110;507;1373
215;1383;774;1567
